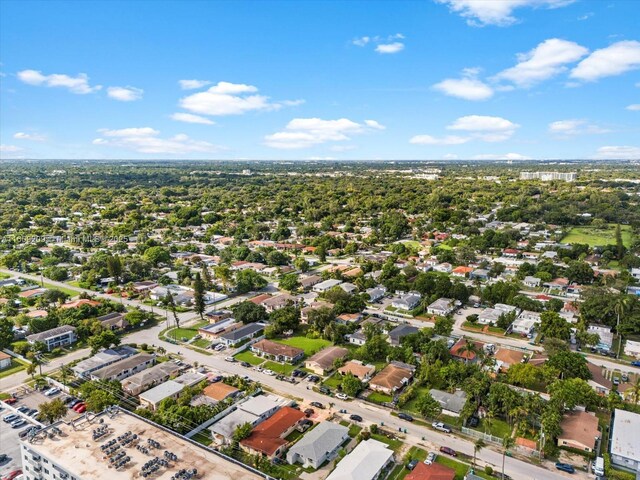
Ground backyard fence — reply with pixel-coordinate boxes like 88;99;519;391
461;426;503;445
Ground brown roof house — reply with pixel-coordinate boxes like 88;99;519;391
369;361;415;395
305;346;349;375
339;360;376;381
251;339;304;364
557;411;600;453
493;348;525;372
203;382;240;403
405;462;455;480
240;406;305;458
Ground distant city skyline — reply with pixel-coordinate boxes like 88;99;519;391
1;0;639;160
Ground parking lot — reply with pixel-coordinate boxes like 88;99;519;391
0;403;40;478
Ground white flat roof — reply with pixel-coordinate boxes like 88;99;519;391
326;438;393;480
139;380;184;404
611;409;640;462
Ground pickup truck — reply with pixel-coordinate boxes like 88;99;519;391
432;422;452;433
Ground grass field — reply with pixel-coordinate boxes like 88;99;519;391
0;358;28;379
234;350;265;365
562;224;633;247
368;391;393;404
263;360;296;375
276;336;331;356
167;327;200;341
192;338;211;349
42;282;78;297
323;373;344;389
371;433;404;453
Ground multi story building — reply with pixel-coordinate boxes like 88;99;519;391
520;171;577;182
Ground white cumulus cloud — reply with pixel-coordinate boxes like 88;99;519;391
264;118;385;149
178;81;297;117
570;41;640;81
433;74;494;101
472;153;532;160
594;145;640;160
17;69;102;94
179;79;212;90
435;0;575;27
107;86;144;102
375;42;405;54
170;113;215;125
0;144;24;153
93;127;222;154
410;134;470;145
548;119;609;136
447;115;520;141
493;38;588;88
13;132;45;142
626;104;640;111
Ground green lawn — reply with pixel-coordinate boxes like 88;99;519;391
562;224;633;248
234;350;265;366
42;282;78;297
323;373;344;389
476;418;512;438
192;338;211;349
371;433;404;453
276;336;331;356
367;391;393;404
263;360;296;375
167;327;200;341
0;358;28;379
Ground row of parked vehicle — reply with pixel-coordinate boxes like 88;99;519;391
62;395;86;413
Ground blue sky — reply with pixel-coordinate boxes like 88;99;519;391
1;0;639;160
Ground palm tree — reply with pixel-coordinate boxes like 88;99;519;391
502;435;515;479
473;438;486;469
60;364;72;386
614;295;632;358
26;362;37;379
629;378;640;405
460;339;479;364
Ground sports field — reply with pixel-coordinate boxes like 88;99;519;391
562;224;633;247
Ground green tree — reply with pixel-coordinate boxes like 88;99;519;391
433;316;454;336
235;269;267;294
340;373;363;397
279;273;300;293
546;350;591;380
615;223;624;260
506;363;541;389
233;422;254;442
106;255;123;284
501;435;515;479
79;379;122;411
0;317;14;350
539;311;571;341
193;272;205;319
565;260;594;284
415;392;441;420
294;257;310;273
143;246;171;266
233;301;268;324
38;398;68;424
88;329;120;354
473;438;486;469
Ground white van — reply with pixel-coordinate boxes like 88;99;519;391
593;456;604;476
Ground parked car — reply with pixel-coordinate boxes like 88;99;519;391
406;459;418;471
44;387;60;396
398;412;414;422
240;361;251;367
336;393;349;400
349;414;363;422
555;463;575;474
17;406;29;413
621;373;629;382
69;399;82;408
425;452;436;465
263;369;275;376
318;386;330;395
11;419;27;429
467;416;479;428
73;402;86;412
27;409;38;417
224;356;236;362
310;401;324;409
75;404;86;414
439;446;457;457
2;469;22;480
432;422;452;433
304;408;315;417
492;473;512;480
613;376;620;385
3;414;18;423
63;396;76;404
3;398;17;405
296;419;313;432
631;360;640;367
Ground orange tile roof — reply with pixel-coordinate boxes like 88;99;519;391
452;266;473;274
60;299;100;309
405;462;455;480
248;294;271;305
240;407;305;456
558;411;599;450
203;382;239;402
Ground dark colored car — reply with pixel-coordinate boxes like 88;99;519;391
240;361;251;367
631;360;640;367
398;412;414;422
439;446;457;457
493;473;512;480
555;463;575;474
319;386;330;395
0;454;8;464
310;401;324;409
304;408;315;417
467;416;479;428
3;398;17;405
406;459;418;470
349;414;363;422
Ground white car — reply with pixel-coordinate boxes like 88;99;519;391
336;393;349;400
431;422;452;433
425;452;437;465
263;369;275;376
224;356;236;362
44;388;60;396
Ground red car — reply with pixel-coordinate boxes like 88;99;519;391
3;469;23;480
439;446;457;457
3;398;17;405
75;404;86;413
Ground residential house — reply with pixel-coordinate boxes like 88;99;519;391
366;287;386;302
209;394;290;444
72;346;137;378
287;422;349;469
587;362;613;395
588;324;613;351
313;279;343;293
0;351;12;370
433;263;452;273
388;324;419;346
60;299;101;309
325;438;394;480
336;312;363;325
406;463;455;480
610;409;640;472
305;346;349;376
174;371;207;388
218;322;265;347
624;340;640;359
300;275;322;290
339;282;358;294
197;318;238;341
469;269;490;281
262;294;299;313
132;280;158;293
251;339;305;363
493;348;525;372
139;380;184;411
523;276;541;288
392;292;421;311
450;338;484;363
122;362;181;396
205;309;233;323
347;330;367;346
427;298;455;316
511;317;537;336
90;353;154;382
452;266;473;278
369;361;415;395
557;411;599;453
97;312;129;331
429;389;467;417
19;288;47;299
338;360;376;381
203;382;240;403
240;407;305;458
301;302;333;323
27;325;77;351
